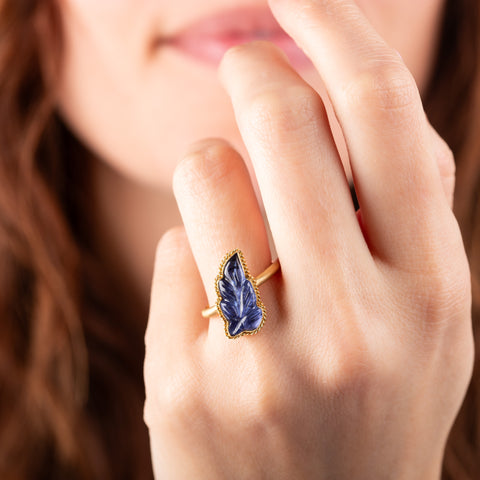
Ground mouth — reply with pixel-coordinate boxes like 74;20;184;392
155;6;312;69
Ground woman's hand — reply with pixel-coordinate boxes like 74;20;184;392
144;0;474;478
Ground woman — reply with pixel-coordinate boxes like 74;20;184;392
0;0;478;478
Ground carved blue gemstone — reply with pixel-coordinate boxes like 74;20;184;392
217;252;264;338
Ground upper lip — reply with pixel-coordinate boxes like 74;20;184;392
156;5;287;45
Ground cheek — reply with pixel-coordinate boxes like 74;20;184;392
56;2;244;190
58;46;243;190
57;0;147;66
57;0;179;187
56;0;445;191
56;0;263;191
60;0;135;19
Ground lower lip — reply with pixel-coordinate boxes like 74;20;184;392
163;31;312;70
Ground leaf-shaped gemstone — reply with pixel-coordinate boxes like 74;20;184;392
217;251;265;338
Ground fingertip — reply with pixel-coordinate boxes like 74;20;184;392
218;44;241;89
218;41;291;91
183;137;234;157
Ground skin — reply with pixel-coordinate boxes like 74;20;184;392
56;0;474;478
57;0;445;308
57;0;442;188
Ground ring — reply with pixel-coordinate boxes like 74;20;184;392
201;249;280;339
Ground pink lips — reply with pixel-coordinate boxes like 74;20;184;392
159;7;312;69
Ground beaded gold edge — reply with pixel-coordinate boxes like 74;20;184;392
214;248;267;340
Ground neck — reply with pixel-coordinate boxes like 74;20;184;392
90;159;182;316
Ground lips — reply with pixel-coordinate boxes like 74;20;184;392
158;6;312;68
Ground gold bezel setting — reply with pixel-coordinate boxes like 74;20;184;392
214;249;267;339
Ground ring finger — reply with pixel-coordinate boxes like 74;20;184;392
173;138;272;344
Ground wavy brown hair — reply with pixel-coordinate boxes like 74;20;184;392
0;2;152;478
0;0;478;479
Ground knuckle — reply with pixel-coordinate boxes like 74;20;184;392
144;316;156;351
143;350;160;418
250;381;284;427
144;360;200;428
404;246;472;332
152;226;189;281
343;58;420;116
244;84;325;144
435;138;456;181
318;333;374;397
155;226;187;259
426;261;471;315
143;354;162;428
233;352;286;427
173;140;241;197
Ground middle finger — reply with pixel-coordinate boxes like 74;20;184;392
219;41;366;277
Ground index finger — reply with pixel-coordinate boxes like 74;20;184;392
268;0;448;266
